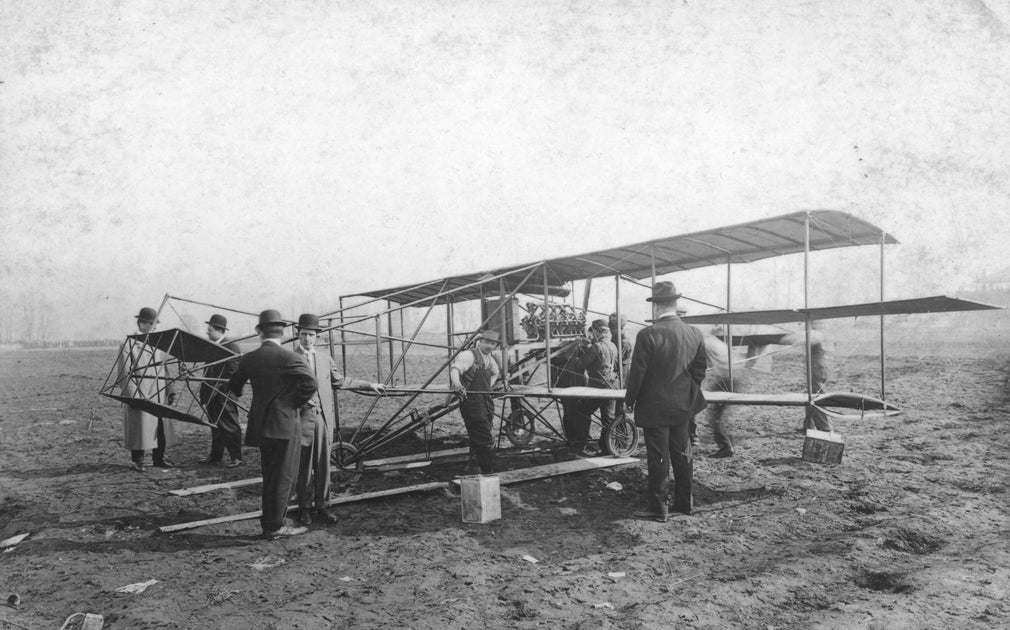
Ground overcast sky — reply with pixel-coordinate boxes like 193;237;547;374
2;0;1009;339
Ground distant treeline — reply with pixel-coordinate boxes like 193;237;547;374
4;339;121;350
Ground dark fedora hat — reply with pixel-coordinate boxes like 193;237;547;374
205;314;228;331
135;307;159;323
477;329;500;343
646;281;682;303
297;313;322;331
257;309;286;327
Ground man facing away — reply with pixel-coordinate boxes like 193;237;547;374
449;330;501;475
293;313;385;526
229;310;317;539
625;282;708;522
199;314;243;467
115;306;180;472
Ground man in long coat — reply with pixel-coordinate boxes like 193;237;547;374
229;310;317;539
115;306;179;472
625;282;708;521
198;314;243;467
292;313;385;526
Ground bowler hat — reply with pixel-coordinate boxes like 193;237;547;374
646;281;682;303
297;313;322;331
205;314;228;331
477;330;500;343
257;309;286;327
135;307;158;323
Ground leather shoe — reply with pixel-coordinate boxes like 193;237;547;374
152;459;176;469
631;509;669;523
225;459;243;468
263;524;308;540
297;510;312;527
130;461;145;473
313;509;339;524
710;447;734;459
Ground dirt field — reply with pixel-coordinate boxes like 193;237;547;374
1;333;1008;629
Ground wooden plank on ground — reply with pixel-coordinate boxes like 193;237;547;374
169;477;263;497
362;447;470;467
158;481;448;533
452;456;639;486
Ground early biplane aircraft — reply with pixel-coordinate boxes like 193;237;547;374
100;210;1001;484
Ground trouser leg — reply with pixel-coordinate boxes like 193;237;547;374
642;426;671;514
668;420;693;514
218;402;243;460
130;449;144;463
462;400;494;474
295;444;313;510
260;437;300;533
152;418;166;463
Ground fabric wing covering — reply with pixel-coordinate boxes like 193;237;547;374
351;210;898;305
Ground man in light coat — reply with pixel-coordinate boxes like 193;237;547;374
293;313;385;526
115;306;180;472
625;282;708;521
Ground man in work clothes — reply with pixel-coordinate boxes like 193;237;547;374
450;330;502;475
115;306;180;472
293;313;385;526
199;314;244;467
567;319;619;454
229;310;317;539
697;326;747;459
625;282;708;521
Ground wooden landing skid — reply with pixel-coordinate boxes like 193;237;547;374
158;455;638;533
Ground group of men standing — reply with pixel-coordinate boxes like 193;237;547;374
121;307;383;539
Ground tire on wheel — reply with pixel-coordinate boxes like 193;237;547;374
330;441;363;484
504;407;535;447
601;415;640;457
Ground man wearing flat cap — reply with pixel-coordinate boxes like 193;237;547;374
293;313;385;526
229;310;317;539
199;314;243;467
450;330;502;474
625;281;708;522
115;306;180;472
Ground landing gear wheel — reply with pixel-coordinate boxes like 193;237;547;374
601;416;640;457
330;442;363;484
504;407;535;447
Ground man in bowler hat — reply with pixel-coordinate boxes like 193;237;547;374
293;313;385;526
625;282;708;521
229;310;317;539
116;306;180;472
199;314;244;467
449;330;502;474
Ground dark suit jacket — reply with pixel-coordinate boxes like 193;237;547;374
199;338;241;405
624;316;708;427
229;341;317;446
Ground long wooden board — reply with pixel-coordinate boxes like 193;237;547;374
159;456;640;533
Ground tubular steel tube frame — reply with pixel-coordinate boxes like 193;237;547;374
342;265;541;456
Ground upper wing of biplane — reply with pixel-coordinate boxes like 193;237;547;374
352;210;897;305
680;295;1002;326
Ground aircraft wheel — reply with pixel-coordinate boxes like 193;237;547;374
504;407;535;447
601;416;639;457
330;441;363;484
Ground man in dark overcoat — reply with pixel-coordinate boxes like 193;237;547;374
229;309;317;539
625;282;708;521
